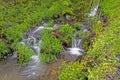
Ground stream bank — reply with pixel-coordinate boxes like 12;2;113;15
1;0;119;80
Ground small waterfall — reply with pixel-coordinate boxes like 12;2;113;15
65;5;99;60
21;26;46;79
72;38;82;48
67;34;85;60
20;22;59;79
88;5;98;17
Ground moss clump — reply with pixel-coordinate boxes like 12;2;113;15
0;40;9;58
58;62;87;80
41;24;75;63
16;43;34;65
59;0;120;80
59;24;75;47
41;29;63;63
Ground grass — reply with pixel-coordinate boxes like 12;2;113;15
58;0;120;80
16;43;34;65
0;1;119;80
40;24;75;63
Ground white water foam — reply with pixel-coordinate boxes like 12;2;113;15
67;34;85;60
88;6;98;17
21;26;45;79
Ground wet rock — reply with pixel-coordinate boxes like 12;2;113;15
60;52;75;62
89;32;96;39
53;23;61;29
3;56;7;59
62;42;71;48
42;20;48;27
12;52;17;59
81;21;92;32
24;26;44;39
66;14;70;20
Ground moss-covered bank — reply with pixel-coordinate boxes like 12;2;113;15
59;0;120;80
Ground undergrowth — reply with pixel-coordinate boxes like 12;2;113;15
0;0;94;64
58;0;120;80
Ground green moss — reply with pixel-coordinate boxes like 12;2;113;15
41;29;63;63
58;62;87;80
0;0;73;56
0;40;9;58
40;24;75;63
59;24;75;47
84;0;120;79
16;43;34;65
59;0;120;80
0;0;119;79
41;53;57;63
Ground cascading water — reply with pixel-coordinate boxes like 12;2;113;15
21;26;46;79
67;34;85;61
21;5;99;79
66;5;99;60
88;5;98;17
0;2;103;80
20;21;61;79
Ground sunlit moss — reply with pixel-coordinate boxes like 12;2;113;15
0;40;9;58
16;43;34;65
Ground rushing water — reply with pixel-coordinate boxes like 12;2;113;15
21;25;57;79
0;5;99;80
88;5;98;17
21;26;45;79
67;34;85;61
65;5;99;60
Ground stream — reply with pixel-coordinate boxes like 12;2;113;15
0;23;90;80
0;6;98;80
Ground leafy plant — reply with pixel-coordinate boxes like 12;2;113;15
16;43;34;65
59;0;120;80
58;62;87;80
0;40;9;58
41;29;63;63
59;24;75;47
40;53;57;63
85;0;120;79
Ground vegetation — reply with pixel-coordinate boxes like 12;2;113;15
41;29;63;63
41;24;74;63
59;0;120;80
0;0;120;80
59;24;75;47
0;40;9;58
59;61;87;80
0;0;94;63
16;43;34;65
